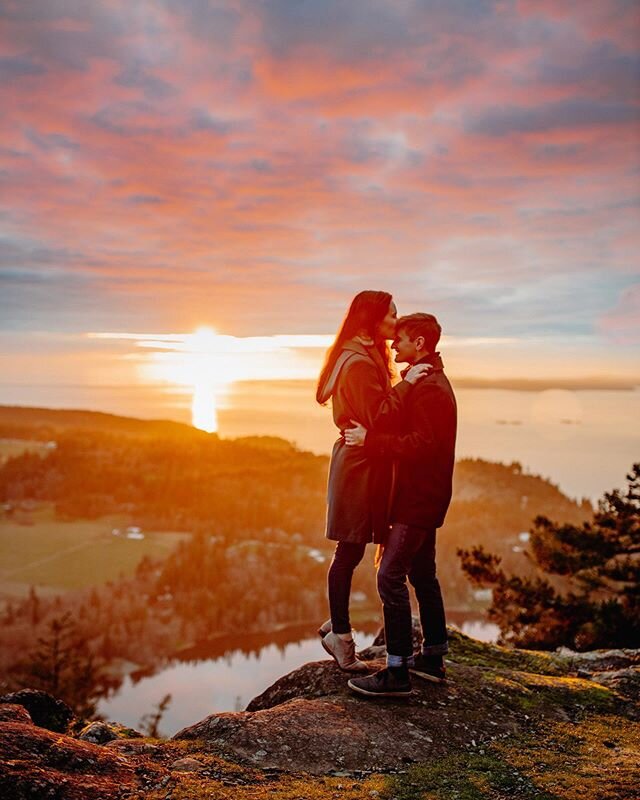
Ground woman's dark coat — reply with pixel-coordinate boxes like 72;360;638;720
318;339;412;544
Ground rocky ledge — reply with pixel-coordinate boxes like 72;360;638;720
1;629;638;800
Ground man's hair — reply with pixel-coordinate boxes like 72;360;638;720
396;313;441;352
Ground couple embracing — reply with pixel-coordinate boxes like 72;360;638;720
316;290;457;698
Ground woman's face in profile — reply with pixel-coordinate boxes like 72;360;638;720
376;300;397;341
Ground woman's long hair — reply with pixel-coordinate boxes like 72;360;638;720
316;290;394;404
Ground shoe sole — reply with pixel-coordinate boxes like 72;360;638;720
409;668;446;684
320;637;369;673
347;679;412;698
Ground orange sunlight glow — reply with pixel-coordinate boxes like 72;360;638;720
86;330;522;433
89;328;333;432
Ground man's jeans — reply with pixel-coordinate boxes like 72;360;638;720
377;522;448;666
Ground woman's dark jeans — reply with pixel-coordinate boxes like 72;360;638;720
377;522;448;663
327;541;367;634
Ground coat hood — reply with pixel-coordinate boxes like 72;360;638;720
317;339;371;404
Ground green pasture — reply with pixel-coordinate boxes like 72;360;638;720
0;438;51;464
0;506;190;595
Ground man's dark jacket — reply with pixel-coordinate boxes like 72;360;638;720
363;353;457;530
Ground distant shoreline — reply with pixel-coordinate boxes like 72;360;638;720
451;378;639;392
1;377;638;394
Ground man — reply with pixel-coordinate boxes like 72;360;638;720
344;313;457;697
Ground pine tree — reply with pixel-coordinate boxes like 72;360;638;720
3;599;15;625
11;612;108;719
28;585;40;626
458;464;640;651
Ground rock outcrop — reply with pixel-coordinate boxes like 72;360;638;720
78;720;143;745
1;630;638;799
176;659;522;773
0;715;153;799
173;629;639;774
0;689;73;733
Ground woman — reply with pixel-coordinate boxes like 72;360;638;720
315;290;428;671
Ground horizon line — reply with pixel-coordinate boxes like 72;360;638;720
1;377;638;392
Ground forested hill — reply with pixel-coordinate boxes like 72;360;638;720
0;408;325;536
0;406;588;541
0;405;203;440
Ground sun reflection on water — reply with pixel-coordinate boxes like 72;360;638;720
87;328;532;436
191;377;218;433
126;327;333;433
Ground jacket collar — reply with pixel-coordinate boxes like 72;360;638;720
401;351;444;378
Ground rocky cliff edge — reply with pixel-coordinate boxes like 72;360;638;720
1;628;638;800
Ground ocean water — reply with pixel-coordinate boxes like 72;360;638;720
1;380;638;501
218;382;640;502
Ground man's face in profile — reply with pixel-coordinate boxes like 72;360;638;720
392;329;419;365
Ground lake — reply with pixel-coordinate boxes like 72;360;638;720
98;616;499;736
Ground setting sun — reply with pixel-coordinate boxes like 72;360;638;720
87;328;333;432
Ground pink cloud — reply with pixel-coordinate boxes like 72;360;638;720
0;1;638;339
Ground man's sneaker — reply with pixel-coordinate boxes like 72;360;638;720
317;619;332;638
321;631;369;673
348;668;412;698
409;652;446;683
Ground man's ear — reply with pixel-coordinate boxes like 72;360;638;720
415;335;425;352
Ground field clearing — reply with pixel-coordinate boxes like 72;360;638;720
0;438;52;464
0;506;190;595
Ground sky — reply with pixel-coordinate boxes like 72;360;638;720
1;0;639;394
